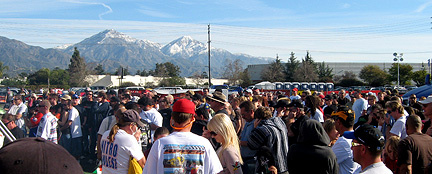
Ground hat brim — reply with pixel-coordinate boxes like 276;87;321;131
207;96;225;104
419;98;432;105
137;119;146;128
343;131;356;139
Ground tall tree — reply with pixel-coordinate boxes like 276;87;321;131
388;63;413;85
94;64;105;75
239;68;252;87
154;62;181;77
222;59;245;86
412;69;428;86
359;65;389;86
261;55;286;82
317;61;333;82
284;52;300;81
294;52;318;82
67;47;87;86
0;61;9;78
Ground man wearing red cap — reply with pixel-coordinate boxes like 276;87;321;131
143;99;222;174
289;88;301;101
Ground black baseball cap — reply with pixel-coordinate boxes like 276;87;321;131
344;124;385;151
287;99;303;108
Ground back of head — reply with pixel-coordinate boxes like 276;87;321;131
297;119;330;146
172;99;196;124
332;105;355;128
406;114;422;131
195;106;209;120
254;106;272;120
154;127;170;139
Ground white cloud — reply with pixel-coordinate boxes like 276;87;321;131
342;3;351;9
415;0;432;12
62;0;113;19
138;6;176;18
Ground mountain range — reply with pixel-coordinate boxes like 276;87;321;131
0;29;270;77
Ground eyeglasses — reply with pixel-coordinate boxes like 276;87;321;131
351;141;363;147
210;131;218;136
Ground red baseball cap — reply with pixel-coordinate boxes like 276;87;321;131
173;99;196;115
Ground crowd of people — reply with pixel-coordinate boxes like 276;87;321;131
1;86;432;174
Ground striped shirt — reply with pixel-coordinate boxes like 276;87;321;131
37;112;58;144
248;117;289;173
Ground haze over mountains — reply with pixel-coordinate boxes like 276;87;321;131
0;29;270;77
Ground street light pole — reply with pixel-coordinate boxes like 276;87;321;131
393;52;404;90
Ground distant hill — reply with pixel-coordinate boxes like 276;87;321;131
0;29;271;77
0;36;70;75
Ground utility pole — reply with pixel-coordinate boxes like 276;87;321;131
207;24;211;87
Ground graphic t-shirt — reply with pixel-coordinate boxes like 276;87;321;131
143;131;223;174
101;129;144;174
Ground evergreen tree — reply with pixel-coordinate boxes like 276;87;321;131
94;64;105;75
67;47;87;86
317;62;333;82
261;55;286;82
294;52;318;82
284;52;300;82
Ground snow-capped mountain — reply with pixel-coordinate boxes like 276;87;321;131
0;29;271;77
162;35;269;69
161;36;207;58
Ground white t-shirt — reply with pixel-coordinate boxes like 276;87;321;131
290;95;301;101
352;98;368;123
390;116;407;139
68;107;82;138
311;108;324;123
101;129;144;174
332;134;361;174
140;108;163;139
140;108;163;127
98;116;117;135
8;102;27;132
143;131;223;174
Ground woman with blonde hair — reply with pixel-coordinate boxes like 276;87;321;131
207;113;243;174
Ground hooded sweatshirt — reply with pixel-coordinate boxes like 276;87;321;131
287;119;339;174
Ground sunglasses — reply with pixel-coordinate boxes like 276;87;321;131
3;121;11;126
210;131;218;136
351;141;363;147
38;105;46;107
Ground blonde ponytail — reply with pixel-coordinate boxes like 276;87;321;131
108;124;120;143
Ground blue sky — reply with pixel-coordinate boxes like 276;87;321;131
1;0;432;63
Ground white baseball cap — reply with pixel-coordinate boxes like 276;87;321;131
419;96;432;105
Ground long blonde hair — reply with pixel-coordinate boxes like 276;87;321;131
207;113;243;164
